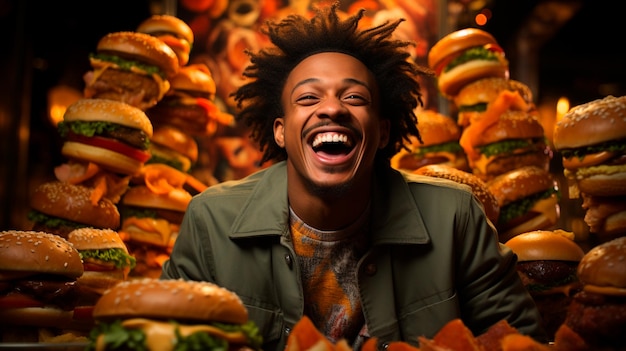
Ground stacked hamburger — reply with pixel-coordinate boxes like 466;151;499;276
428;29;557;241
28;98;154;238
0;231;86;340
83;30;180;111
87;278;263;350
428;28;551;181
553;236;626;350
553;94;626;241
504;230;585;340
118;164;194;278
391;109;469;172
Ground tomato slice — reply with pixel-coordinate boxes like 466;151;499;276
83;262;116;272
68;134;151;163
0;293;45;309
73;305;95;320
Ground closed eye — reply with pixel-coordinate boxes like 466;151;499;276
296;95;320;105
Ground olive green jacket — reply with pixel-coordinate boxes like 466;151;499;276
162;161;546;350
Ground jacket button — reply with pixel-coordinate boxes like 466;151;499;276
284;327;291;336
382;342;389;349
365;263;377;276
285;254;293;269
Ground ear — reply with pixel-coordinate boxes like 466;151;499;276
274;117;285;148
378;119;390;149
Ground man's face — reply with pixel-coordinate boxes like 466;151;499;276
274;52;389;194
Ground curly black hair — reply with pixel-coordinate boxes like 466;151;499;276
232;1;433;164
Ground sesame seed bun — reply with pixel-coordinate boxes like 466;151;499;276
553;95;626;150
414;164;500;225
67;227;128;251
428;28;509;98
63;98;153;137
137;15;194;66
553;95;626;197
97;31;179;78
0;230;84;279
577;236;626;296
67;228;132;296
29;181;121;231
93;278;249;325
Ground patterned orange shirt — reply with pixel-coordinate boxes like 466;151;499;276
289;206;370;344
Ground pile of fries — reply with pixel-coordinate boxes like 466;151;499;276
285;317;552;351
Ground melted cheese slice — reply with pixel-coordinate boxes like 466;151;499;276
562;151;616;169
95;318;249;351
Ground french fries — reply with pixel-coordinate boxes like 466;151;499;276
285;317;551;351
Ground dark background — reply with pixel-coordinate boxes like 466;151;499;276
1;0;624;231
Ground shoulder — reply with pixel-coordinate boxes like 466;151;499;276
392;168;474;199
188;163;286;211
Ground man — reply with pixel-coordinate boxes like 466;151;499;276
162;3;546;349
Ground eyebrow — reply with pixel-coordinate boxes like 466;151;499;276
290;77;371;96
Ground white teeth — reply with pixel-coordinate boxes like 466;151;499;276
312;133;350;148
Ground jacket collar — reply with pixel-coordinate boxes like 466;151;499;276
229;161;431;245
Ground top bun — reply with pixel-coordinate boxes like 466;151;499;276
428;28;499;70
577;236;626;296
93;278;249;324
137;15;194;46
553;95;626;150
67;227;128;252
170;63;216;97
416;110;462;146
122;184;191;213
137;15;194;66
504;229;585;262
30;181;121;230
97;31;179;78
487;166;557;207
64;98;153;137
0;230;84;279
414;164;500;225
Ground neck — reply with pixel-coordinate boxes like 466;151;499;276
287;172;373;231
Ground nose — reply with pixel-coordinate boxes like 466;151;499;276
316;97;349;120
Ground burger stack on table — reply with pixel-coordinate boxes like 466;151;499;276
424;27;558;242
0;13;243;344
552;95;626;243
410;26;626;347
2;12;625;349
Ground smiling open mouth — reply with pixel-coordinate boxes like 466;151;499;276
311;132;354;155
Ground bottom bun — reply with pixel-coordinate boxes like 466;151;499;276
62;141;144;175
577;171;626;196
0;307;75;329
